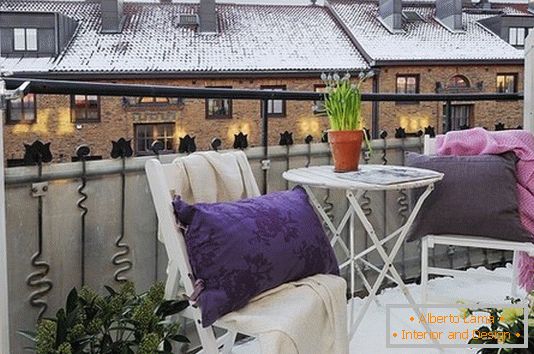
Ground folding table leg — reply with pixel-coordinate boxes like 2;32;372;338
421;237;429;303
347;185;442;350
511;251;519;298
303;185;351;258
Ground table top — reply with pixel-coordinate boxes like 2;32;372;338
282;165;443;191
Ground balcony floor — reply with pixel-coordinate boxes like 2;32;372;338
233;265;520;354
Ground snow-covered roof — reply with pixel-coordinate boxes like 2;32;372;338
329;0;526;64
0;1;368;74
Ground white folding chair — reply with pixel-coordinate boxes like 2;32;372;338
146;155;242;354
420;135;534;302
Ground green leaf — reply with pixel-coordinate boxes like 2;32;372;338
104;285;118;296
66;288;79;315
163;339;172;351
155;300;189;317
169;334;190;343
55;309;68;347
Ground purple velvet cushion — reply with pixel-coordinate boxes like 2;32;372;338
405;152;531;243
172;186;339;327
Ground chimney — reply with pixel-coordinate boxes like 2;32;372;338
436;0;464;32
199;0;217;33
479;0;491;10
101;0;124;33
379;0;403;33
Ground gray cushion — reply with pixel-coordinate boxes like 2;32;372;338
405;152;532;243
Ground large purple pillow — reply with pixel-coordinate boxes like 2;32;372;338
172;186;339;327
405;152;532;243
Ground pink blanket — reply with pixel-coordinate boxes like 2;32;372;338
436;127;534;291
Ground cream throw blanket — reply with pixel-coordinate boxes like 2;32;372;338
172;151;349;354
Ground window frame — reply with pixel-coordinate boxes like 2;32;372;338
134;123;176;156
205;86;233;119
6;93;37;125
496;73;518;94
137;97;171;106
313;84;327;115
443;103;474;132
508;27;531;47
260;85;287;118
70;95;101;123
447;75;471;90
13;28;38;52
395;74;420;105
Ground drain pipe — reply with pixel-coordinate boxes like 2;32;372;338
524;32;534;133
0;74;30;353
0;75;10;354
371;70;380;139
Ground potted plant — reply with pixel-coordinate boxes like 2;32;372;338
460;291;534;353
19;282;190;354
322;72;372;172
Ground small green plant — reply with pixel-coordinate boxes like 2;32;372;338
321;71;373;132
461;291;534;353
19;282;190;354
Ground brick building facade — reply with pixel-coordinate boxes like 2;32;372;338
1;0;532;163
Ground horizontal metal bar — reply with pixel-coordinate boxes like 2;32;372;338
426;235;534;252
5;78;523;102
5;139;423;185
427;266;511;281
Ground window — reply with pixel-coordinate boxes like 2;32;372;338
6;94;36;124
71;95;100;122
261;85;286;117
205;87;232;119
447;75;470;90
509;27;531;46
135;123;175;155
313;84;327;114
13;28;37;51
396;74;419;104
496;74;517;93
396;75;419;94
443;104;473;132
138;97;170;105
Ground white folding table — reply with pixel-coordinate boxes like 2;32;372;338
282;165;443;340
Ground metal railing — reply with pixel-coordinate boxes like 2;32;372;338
0;78;523;353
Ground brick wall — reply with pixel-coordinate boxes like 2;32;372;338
3;65;524;163
376;64;524;134
3;76;373;162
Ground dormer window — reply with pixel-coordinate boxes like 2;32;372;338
402;11;424;23
14;28;37;51
509;27;532;47
0;12;77;57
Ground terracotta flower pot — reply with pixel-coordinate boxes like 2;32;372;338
328;130;363;173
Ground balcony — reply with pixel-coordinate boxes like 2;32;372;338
0;71;533;353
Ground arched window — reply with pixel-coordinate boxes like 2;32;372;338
447;75;470;90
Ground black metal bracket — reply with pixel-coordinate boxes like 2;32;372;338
211;138;222;151
110;138;133;159
233;132;248;150
23;140;53;165
279;131;294;146
178;135;197;154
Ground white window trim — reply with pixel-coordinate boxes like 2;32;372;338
13;28;38;52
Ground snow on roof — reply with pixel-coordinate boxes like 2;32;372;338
0;56;57;73
329;0;525;63
0;0;368;74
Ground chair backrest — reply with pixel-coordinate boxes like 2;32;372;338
145;152;259;299
423;135;437;156
146;158;196;297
